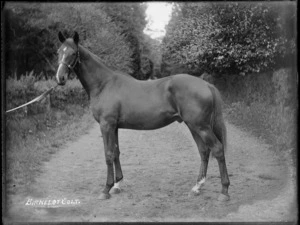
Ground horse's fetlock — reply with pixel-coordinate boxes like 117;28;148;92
222;179;230;187
106;183;114;190
116;176;123;183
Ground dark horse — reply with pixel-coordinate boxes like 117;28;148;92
55;32;230;201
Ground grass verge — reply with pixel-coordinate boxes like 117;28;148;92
5;106;96;196
223;100;297;169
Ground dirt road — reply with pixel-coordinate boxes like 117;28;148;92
6;120;297;222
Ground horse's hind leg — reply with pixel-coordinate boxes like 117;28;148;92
110;128;123;194
187;126;210;195
192;125;230;201
99;122;117;200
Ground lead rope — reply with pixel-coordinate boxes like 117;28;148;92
5;84;58;114
6;49;80;114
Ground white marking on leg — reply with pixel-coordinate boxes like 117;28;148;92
113;181;121;190
192;177;206;193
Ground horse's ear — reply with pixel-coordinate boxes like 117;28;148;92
73;31;79;45
58;31;66;43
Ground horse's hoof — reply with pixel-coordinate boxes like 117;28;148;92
98;193;111;200
218;193;230;202
110;187;121;194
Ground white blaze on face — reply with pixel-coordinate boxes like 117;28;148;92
56;47;68;83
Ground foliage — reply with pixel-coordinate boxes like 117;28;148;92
5;73;97;194
221;68;297;162
99;3;158;79
162;2;296;77
6;102;94;195
4;5;57;78
140;56;154;80
141;34;162;78
6;75;89;114
46;3;136;74
4;3;149;79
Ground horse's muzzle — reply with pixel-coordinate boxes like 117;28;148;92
57;76;67;85
57;80;66;86
56;64;68;85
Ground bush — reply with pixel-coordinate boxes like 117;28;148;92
225;101;296;161
6;72;39;113
162;2;296;77
51;79;89;109
6;75;88;114
4;3;148;79
5;105;94;195
222;68;297;164
5;74;95;194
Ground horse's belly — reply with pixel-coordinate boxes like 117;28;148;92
118;110;181;130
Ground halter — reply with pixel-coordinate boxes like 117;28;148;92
59;49;81;71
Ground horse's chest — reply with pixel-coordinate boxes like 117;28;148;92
90;97;120;122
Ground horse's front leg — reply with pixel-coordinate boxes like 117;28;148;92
99;121;117;200
110;128;123;194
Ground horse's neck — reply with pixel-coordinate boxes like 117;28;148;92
74;46;114;98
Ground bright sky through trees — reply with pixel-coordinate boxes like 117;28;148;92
143;2;173;40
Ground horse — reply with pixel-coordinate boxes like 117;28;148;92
55;31;230;201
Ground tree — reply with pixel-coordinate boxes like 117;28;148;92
4;3;149;79
99;3;148;79
141;34;162;78
4;3;56;78
161;2;296;77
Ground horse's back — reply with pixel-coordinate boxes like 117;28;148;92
169;74;212;101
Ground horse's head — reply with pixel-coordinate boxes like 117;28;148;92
56;31;80;85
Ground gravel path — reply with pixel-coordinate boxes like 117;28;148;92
6;120;297;222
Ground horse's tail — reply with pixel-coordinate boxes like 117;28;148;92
207;84;227;153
